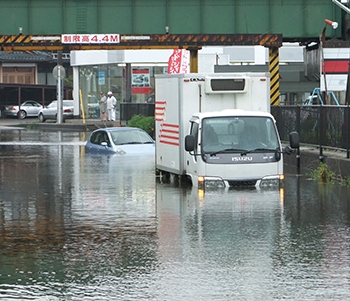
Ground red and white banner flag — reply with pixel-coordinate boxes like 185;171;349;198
168;49;189;74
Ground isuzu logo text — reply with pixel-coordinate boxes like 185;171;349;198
232;156;253;162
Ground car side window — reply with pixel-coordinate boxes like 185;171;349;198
90;131;111;147
101;132;111;147
90;132;99;145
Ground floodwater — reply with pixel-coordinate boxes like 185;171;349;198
1;127;350;300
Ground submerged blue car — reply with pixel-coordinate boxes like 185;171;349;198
85;127;155;155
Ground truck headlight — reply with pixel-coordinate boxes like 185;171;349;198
259;175;281;187
198;176;225;188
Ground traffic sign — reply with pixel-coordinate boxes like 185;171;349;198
52;65;66;80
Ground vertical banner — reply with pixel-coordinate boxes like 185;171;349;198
132;69;150;94
168;49;189;74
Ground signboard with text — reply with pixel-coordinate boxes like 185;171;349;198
98;72;105;85
62;34;120;44
132;69;150;94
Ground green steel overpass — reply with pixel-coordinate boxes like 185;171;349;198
0;0;348;106
0;0;345;43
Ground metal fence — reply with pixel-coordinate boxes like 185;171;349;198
118;103;350;158
119;103;155;125
271;105;350;158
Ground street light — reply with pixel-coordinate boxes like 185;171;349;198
325;19;339;29
332;0;350;105
332;0;350;14
320;19;338;104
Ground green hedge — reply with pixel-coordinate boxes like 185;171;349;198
127;114;155;138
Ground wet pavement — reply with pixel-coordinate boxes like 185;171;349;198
0;116;120;131
1;127;350;300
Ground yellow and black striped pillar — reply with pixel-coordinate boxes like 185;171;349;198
269;47;280;105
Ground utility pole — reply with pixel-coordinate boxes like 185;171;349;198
332;0;350;105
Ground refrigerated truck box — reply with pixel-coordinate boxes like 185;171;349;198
155;73;293;188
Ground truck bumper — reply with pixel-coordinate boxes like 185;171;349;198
197;174;282;189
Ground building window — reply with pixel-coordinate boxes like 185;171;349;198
2;67;35;84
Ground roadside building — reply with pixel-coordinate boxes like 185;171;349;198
70;44;323;120
1;44;346;120
0;51;72;114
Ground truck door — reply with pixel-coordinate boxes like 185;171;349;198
185;120;199;180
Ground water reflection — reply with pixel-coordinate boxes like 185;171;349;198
156;185;286;299
155;181;350;300
0;129;157;300
0;128;350;300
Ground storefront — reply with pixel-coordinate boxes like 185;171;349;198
70;50;173;119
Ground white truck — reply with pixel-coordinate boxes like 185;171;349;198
155;72;299;188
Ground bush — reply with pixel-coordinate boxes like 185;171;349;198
127;114;155;138
308;162;335;184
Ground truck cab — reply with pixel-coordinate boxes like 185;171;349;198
185;110;284;188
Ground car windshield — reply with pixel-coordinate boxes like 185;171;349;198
47;102;57;108
110;130;154;145
201;116;280;154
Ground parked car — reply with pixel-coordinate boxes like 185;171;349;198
38;100;74;122
85;127;155;155
4;100;43;119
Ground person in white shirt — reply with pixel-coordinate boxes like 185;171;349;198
106;91;117;121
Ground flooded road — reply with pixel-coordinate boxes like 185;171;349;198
1;128;350;300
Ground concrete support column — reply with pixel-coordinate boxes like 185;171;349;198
125;63;132;103
73;66;80;118
190;48;199;73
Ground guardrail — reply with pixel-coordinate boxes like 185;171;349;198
271;105;350;160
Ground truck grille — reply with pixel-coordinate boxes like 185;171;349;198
227;180;257;187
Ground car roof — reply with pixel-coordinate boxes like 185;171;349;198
50;100;73;102
94;127;143;133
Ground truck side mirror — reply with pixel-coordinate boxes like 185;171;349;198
289;131;299;149
284;131;299;155
185;135;195;152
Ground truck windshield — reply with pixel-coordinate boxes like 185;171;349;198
201;116;280;154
